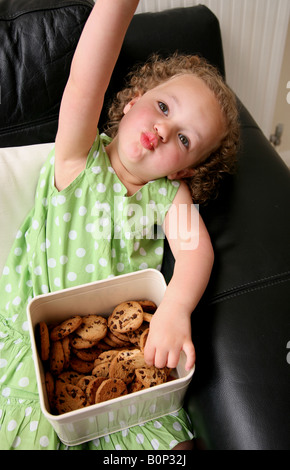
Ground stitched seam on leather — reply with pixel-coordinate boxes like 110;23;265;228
209;277;290;304
209;270;290;305
0;115;59;135
0;1;93;20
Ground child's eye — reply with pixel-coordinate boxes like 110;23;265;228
178;133;189;148
158;101;168;115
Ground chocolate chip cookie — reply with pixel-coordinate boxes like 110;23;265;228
108;301;143;333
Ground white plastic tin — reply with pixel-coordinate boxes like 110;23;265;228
27;269;194;446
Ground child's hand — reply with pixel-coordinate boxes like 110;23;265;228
143;300;196;372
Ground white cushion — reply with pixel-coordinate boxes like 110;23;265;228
0;143;53;273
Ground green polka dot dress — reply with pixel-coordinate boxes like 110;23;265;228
0;132;193;450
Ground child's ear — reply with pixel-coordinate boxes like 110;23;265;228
168;167;195;180
123;96;141;114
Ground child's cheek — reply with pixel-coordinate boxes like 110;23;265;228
133;105;154;126
126;142;143;162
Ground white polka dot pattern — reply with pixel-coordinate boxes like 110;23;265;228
0;131;188;450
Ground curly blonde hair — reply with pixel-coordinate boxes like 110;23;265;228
105;54;240;204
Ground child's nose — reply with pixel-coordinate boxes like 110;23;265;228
154;123;171;143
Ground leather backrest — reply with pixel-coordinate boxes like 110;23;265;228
0;0;94;147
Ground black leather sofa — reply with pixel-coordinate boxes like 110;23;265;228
1;0;289;450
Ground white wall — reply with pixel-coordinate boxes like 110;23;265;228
271;19;290;167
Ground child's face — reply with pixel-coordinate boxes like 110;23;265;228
115;74;225;183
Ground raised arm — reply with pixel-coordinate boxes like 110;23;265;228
55;0;139;190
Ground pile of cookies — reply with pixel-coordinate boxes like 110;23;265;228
37;300;172;415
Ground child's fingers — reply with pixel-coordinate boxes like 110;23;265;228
167;349;181;370
144;339;169;369
143;340;155;367
154;348;169;369
183;341;196;371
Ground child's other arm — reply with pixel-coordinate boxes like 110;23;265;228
55;0;139;190
144;182;214;370
163;182;214;323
